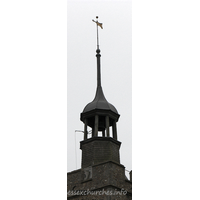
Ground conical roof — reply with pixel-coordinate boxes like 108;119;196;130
82;85;118;114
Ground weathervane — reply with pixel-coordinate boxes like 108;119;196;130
92;16;103;50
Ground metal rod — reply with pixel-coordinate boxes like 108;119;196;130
97;23;99;49
92;16;102;49
74;131;77;169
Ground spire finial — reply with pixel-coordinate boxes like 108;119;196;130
92;16;103;50
92;16;103;87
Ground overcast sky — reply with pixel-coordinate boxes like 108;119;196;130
1;0;200;199
67;0;132;174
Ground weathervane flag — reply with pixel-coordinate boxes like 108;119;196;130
92;19;103;29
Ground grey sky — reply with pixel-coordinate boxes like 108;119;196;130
67;0;132;173
1;0;200;199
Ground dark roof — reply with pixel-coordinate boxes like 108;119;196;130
82;85;118;114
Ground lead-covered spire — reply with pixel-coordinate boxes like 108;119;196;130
80;17;120;141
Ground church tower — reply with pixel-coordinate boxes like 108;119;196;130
67;17;132;199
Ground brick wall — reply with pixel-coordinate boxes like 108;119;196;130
80;137;121;168
67;137;132;199
67;161;132;199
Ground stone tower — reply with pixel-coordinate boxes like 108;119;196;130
67;17;132;199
